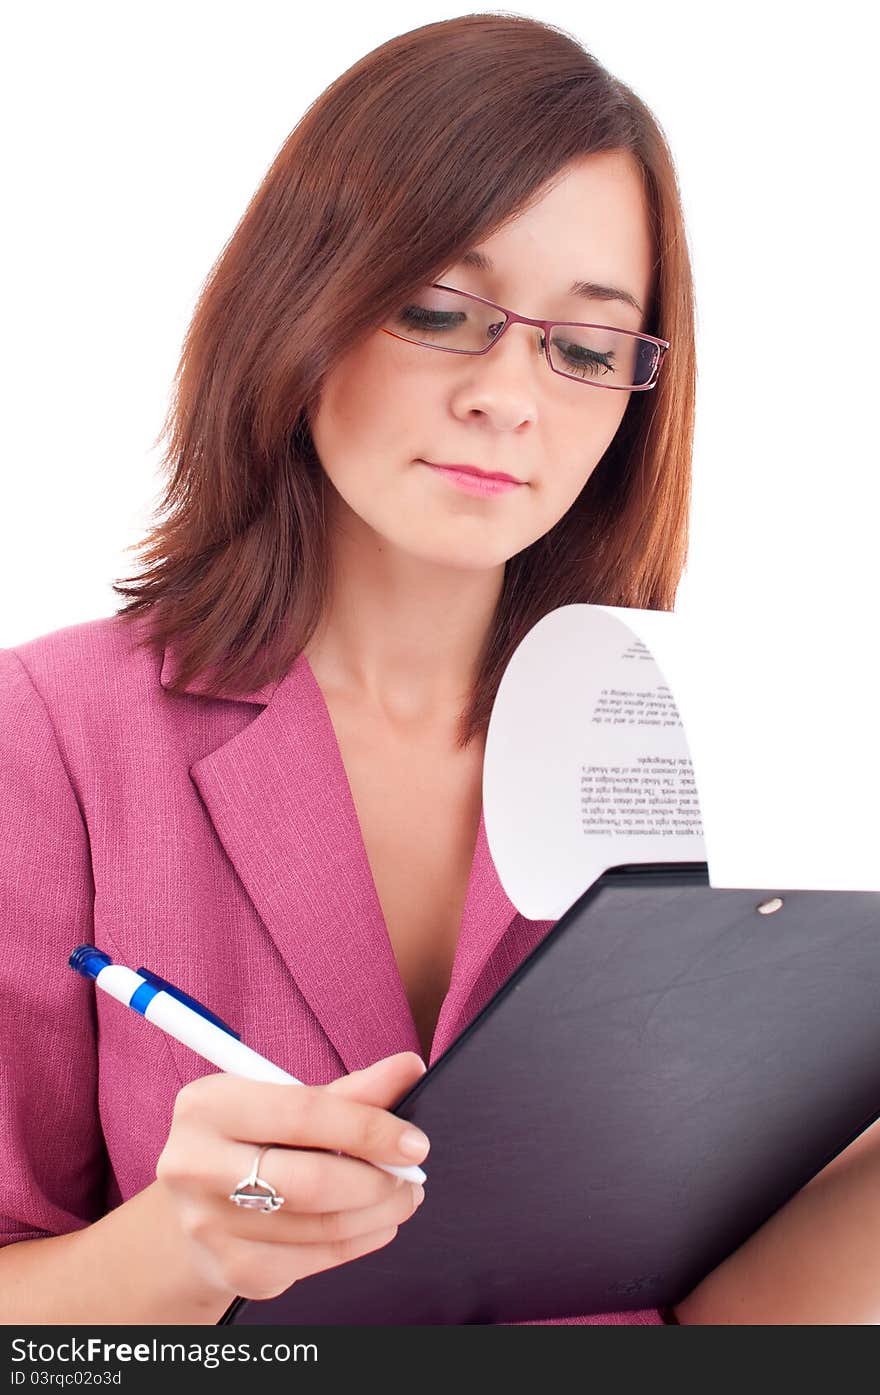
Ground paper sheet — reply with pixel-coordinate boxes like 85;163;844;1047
483;604;880;919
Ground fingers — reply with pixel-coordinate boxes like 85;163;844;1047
193;1143;427;1247
176;1072;430;1174
159;1123;420;1216
323;1052;427;1103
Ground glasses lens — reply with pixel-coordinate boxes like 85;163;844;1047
548;323;658;388
385;287;659;388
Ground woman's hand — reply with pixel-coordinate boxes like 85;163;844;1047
154;1051;429;1302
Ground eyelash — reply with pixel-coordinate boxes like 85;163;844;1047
398;307;615;378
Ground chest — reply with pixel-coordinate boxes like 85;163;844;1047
326;701;485;1059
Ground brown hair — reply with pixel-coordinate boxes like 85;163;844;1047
112;12;697;748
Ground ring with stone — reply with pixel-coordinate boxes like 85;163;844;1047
229;1144;286;1213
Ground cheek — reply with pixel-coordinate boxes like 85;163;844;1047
546;399;630;500
309;390;368;500
311;366;367;458
311;344;414;480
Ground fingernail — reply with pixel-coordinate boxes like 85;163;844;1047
400;1127;430;1159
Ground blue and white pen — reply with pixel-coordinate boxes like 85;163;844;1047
69;946;426;1185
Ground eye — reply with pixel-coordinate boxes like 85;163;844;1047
397;304;463;332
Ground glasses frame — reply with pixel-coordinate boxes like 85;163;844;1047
380;282;671;391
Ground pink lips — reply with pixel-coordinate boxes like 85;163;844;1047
418;460;524;497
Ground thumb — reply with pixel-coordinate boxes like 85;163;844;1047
322;1051;427;1107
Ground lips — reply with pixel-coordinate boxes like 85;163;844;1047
419;461;523;498
419;460;523;485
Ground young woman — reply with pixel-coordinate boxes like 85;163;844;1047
1;14;872;1326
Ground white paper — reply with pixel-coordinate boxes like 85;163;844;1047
483;604;880;920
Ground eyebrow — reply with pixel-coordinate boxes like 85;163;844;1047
454;247;644;316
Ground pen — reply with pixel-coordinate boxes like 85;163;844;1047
68;946;427;1185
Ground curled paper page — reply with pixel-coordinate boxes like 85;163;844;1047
482;603;879;919
483;604;704;918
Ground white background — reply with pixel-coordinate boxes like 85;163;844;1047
2;3;877;768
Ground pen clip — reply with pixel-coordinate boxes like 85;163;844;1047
135;967;242;1040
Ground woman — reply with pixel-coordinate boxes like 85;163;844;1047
0;14;870;1326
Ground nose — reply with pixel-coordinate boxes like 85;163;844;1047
453;320;545;431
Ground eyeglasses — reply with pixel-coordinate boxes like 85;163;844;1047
380;283;670;391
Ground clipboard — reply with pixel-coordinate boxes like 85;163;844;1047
220;862;880;1324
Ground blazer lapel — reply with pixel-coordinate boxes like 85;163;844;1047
162;639;538;1072
427;808;526;1064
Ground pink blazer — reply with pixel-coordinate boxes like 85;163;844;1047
0;614;663;1325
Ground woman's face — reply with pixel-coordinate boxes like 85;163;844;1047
309;150;656;571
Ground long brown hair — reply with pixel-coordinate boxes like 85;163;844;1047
112;12;697;748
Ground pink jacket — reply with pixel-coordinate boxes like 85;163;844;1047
0;614;663;1325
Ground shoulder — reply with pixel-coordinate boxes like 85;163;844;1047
0;613;168;769
1;611;158;694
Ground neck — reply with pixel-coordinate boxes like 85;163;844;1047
302;493;504;729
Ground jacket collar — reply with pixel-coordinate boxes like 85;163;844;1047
160;638;528;1069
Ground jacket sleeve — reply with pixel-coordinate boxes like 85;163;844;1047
0;647;108;1246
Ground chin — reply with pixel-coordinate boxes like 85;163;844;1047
404;536;515;571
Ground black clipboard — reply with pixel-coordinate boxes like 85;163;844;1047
220;862;880;1324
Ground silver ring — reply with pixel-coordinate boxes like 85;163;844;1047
229;1144;286;1213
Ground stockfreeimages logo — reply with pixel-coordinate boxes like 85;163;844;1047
9;1338;314;1370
